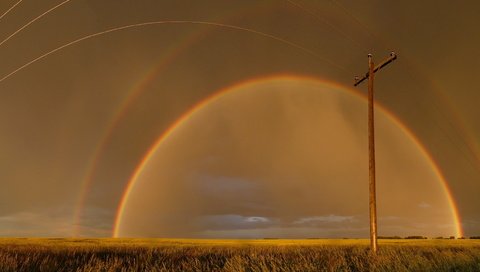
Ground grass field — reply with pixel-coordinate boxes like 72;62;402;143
0;238;479;271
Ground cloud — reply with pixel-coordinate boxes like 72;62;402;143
418;202;431;209
293;215;356;225
199;214;274;231
0;206;111;237
0;210;73;237
74;207;114;237
245;216;269;223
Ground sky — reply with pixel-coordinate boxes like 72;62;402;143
0;0;479;238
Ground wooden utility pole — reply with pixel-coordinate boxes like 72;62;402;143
354;52;397;253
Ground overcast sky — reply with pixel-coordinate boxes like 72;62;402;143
0;0;479;238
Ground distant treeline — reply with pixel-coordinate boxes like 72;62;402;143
378;236;427;239
378;236;480;240
273;236;480;240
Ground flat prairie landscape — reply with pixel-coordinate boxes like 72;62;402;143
0;238;479;271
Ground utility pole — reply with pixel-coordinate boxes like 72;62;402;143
354;52;397;253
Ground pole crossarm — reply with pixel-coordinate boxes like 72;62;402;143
354;52;397;86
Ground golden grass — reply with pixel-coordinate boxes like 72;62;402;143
0;238;479;271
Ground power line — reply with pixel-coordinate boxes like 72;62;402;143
0;20;353;84
285;0;368;54
0;0;23;21
0;0;73;47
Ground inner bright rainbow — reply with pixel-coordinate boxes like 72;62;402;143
112;75;463;238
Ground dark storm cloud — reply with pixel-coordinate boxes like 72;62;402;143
0;208;73;237
74;207;113;237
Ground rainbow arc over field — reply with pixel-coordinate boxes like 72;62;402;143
0;0;476;240
60;3;474;237
111;75;463;238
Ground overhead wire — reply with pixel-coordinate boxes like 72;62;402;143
0;0;23;21
327;0;480;173
285;0;369;55
0;20;354;84
0;0;73;47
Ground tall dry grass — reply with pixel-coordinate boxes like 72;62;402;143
0;238;479;271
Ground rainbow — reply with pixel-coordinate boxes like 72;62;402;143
71;1;290;235
72;21;209;236
112;75;464;238
61;4;474;237
0;0;471;238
